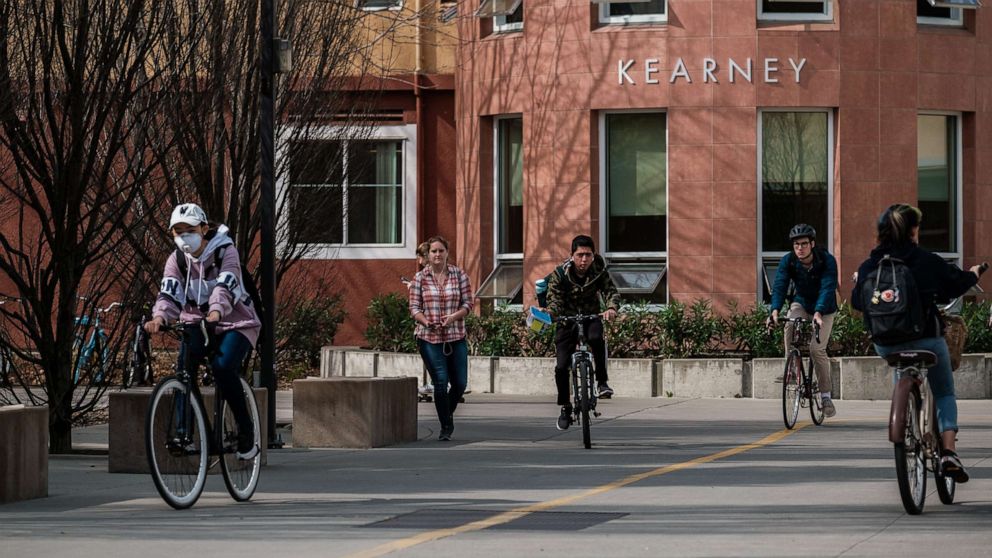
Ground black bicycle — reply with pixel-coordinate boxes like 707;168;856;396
144;321;261;509
555;314;602;449
123;309;154;388
779;317;824;429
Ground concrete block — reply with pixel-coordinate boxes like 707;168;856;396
0;404;47;503
344;351;377;377
493;357;557;396
662;359;745;399
604;358;654;398
952;354;989;399
468;356;493;393
320;346;353;377
750;358;786;400
109;387;268;474
292;377;417;448
376;352;424;379
839;356;892;400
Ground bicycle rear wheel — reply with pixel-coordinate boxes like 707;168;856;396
578;360;592;449
781;351;802;429
145;376;208;509
807;358;824;425
894;386;926;515
220;377;262;501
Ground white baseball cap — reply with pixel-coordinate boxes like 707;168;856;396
169;203;208;229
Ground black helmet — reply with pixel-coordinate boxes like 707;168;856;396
788;224;816;241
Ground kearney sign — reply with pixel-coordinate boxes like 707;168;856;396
618;57;808;85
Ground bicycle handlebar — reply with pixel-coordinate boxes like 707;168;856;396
552;314;603;324
768;316;821;345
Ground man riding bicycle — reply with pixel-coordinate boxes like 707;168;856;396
546;235;620;430
144;203;261;460
768;224;839;418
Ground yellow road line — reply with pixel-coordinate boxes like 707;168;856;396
345;422;810;558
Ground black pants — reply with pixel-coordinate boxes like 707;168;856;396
554;320;607;406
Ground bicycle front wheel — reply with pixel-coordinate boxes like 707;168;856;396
807;359;824;426
145;376;209;509
220;377;262;502
577;360;592;449
781;351;802;429
894;386;926;515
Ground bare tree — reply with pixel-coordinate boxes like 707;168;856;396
0;0;180;452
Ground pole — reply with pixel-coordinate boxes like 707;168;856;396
259;0;280;447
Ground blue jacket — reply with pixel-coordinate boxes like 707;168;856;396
771;248;839;315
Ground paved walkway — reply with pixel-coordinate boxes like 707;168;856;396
4;395;992;557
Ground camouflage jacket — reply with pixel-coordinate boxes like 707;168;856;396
546;254;621;318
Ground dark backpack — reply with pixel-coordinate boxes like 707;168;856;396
174;245;263;314
859;255;926;344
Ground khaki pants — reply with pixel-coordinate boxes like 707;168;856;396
783;302;834;395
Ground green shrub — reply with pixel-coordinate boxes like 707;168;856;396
276;293;347;369
828;302;874;357
962;300;992;353
365;292;417;353
604;302;662;358
724;301;781;359
656;299;723;358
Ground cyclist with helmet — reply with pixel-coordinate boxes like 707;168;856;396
144;203;262;460
767;224;840;418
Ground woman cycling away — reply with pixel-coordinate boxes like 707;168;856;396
144;203;262;460
852;204;982;482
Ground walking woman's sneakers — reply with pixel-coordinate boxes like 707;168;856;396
941;451;970;483
439;423;454;441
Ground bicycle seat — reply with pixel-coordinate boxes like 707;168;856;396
883;350;937;369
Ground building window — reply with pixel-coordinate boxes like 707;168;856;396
495;0;523;32
917;0;965;26
602;112;667;304
477;116;525;305
597;0;667;25
356;0;403;11
283;124;417;260
759;110;832;302
757;1;832;22
917;113;960;257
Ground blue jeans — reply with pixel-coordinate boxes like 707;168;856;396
417;338;468;428
875;336;958;433
178;328;254;435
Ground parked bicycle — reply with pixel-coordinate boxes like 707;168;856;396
554;314;602;449
886;349;955;515
123;307;154;389
778;317;825;429
145;320;261;509
72;299;121;385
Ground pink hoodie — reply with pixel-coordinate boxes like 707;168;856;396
152;225;261;347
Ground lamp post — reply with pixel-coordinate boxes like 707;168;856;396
259;0;279;447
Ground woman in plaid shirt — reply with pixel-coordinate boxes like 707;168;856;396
409;236;474;441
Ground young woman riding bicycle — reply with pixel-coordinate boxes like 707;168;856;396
852;204;983;482
144;203;261;460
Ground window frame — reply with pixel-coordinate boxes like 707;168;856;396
278;124;418;260
355;0;404;12
598;109;669;306
480;115;526;309
756;108;834;303
494;0;524;33
757;0;833;23
917;1;964;27
597;0;668;26
917;111;963;265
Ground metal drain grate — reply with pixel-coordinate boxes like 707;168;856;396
363;509;627;532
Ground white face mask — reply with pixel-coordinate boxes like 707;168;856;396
174;232;202;254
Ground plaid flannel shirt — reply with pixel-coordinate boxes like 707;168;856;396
409;264;474;344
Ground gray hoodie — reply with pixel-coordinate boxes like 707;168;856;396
152;225;261;347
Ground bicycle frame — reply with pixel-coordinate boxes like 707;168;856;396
569;320;596;413
169;324;229;457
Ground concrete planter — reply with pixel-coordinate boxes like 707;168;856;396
493;357;557;396
292;377;417;448
949;354;989;399
0;404;47;503
376;352;424;379
605;358;657;398
343;350;377;377
661;359;744;398
749;358;842;400
838;356;891;400
468;356;493;393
